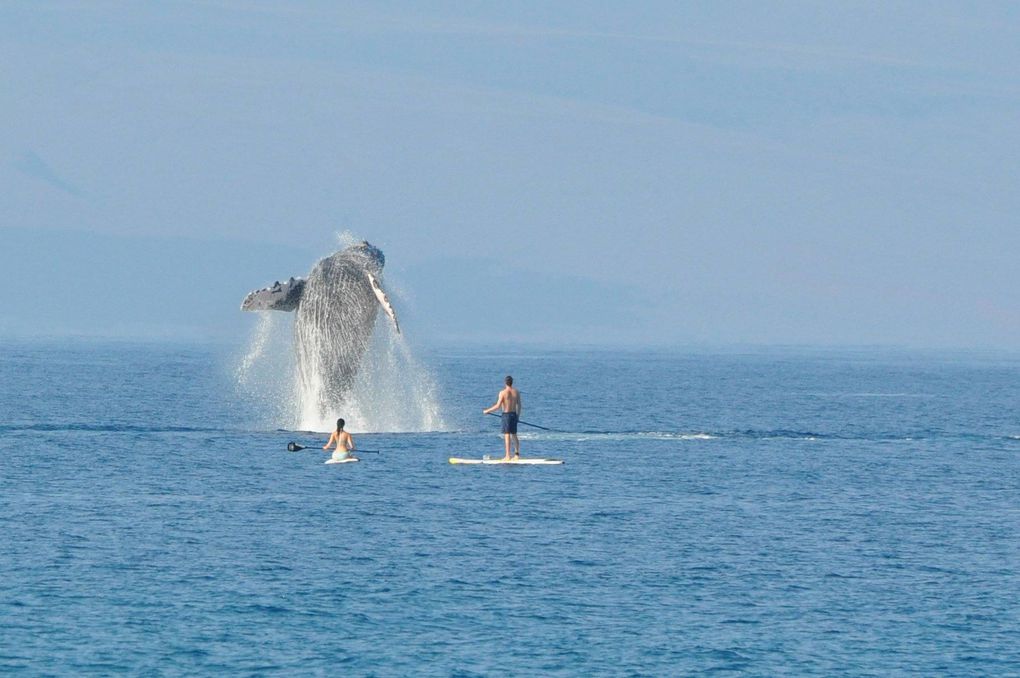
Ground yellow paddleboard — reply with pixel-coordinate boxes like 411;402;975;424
449;457;563;465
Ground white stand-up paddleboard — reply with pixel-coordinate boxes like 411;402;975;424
325;457;359;464
449;457;564;465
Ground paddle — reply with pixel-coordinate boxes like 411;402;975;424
486;412;554;431
287;442;379;454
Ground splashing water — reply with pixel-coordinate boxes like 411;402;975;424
235;312;294;425
236;291;446;433
335;229;359;250
299;321;445;432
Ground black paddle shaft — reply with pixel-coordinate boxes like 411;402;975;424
486;412;554;431
287;441;379;453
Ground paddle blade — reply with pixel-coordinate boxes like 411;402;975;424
287;442;306;452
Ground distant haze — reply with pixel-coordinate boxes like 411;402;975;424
2;3;1018;348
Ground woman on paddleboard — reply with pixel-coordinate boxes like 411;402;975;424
323;418;356;461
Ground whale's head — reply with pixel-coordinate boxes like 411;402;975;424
346;241;385;274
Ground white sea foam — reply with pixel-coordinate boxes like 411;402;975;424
636;432;718;440
296;319;445;432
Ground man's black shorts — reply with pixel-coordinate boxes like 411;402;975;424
501;412;519;434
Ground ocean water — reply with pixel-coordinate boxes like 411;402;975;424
1;339;1019;675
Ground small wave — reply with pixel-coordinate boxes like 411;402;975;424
522;429;861;442
804;392;935;398
733;429;834;440
518;430;718;442
0;423;232;434
516;429;830;442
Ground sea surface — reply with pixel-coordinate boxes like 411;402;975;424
1;339;1019;676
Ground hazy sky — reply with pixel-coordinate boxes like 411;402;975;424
2;2;1018;348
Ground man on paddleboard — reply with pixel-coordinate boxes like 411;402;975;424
323;418;357;461
484;375;522;460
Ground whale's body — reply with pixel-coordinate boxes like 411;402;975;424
241;241;399;417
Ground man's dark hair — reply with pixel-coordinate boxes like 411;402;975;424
505;375;513;386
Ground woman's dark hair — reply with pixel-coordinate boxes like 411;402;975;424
505;375;513;386
336;418;345;432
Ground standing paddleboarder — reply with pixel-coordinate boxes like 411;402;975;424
484;375;522;460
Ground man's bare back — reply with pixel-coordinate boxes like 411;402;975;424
484;385;521;416
499;386;520;414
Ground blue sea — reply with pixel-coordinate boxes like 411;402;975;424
2;339;1019;675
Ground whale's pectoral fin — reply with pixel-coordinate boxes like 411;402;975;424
241;276;306;312
367;272;401;334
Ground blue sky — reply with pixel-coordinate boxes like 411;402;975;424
2;2;1018;347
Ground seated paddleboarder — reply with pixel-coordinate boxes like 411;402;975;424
483;375;522;460
323;418;357;461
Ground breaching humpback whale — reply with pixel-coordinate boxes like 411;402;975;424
240;241;400;417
